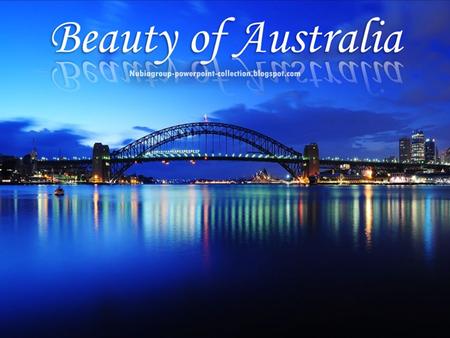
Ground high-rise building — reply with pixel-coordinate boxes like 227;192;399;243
424;138;437;163
444;147;450;164
92;143;111;183
20;148;38;178
303;143;320;179
399;137;411;163
0;155;18;183
411;130;425;163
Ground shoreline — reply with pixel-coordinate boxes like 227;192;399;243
1;182;449;186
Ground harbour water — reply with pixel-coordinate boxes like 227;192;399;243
0;184;449;336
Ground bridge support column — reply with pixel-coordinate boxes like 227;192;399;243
91;143;111;183
303;143;320;182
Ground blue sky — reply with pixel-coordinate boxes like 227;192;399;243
0;1;449;178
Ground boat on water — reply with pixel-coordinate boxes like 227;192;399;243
54;186;65;196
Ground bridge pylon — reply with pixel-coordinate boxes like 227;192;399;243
91;143;111;183
303;143;320;182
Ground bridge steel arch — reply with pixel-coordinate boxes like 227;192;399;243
109;122;303;183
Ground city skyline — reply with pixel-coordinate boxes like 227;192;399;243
3;119;449;162
2;120;449;184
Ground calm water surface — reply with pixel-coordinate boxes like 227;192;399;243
0;185;449;337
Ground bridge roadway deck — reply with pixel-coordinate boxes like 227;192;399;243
37;155;450;171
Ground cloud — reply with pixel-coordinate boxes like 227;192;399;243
393;85;450;107
209;91;419;157
118;138;135;148
188;1;208;15
133;126;154;133
378;2;450;107
315;2;450;109
0;119;92;158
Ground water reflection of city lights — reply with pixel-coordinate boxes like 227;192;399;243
364;185;373;250
93;186;100;230
19;185;449;267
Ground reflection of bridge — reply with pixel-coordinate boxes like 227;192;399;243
36;121;450;183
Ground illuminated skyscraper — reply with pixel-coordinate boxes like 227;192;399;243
411;130;425;163
424;138;437;163
444;148;450;164
399;137;411;163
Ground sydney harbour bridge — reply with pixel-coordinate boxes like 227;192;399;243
36;121;450;183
